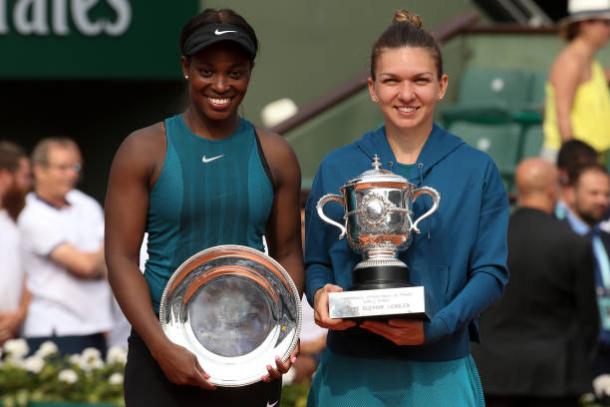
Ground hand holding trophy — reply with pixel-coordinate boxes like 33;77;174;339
317;155;440;320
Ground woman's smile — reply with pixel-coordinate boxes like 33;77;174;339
207;96;233;109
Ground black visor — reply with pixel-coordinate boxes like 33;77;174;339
183;23;256;58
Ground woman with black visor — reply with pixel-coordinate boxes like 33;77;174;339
104;8;303;407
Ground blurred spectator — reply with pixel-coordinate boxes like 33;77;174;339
0;141;32;345
473;158;599;407
107;297;131;350
18;137;113;356
2;143;33;222
557;140;599;188
106;234;149;350
542;0;610;163
288;203;327;384
564;163;610;235
563;163;610;377
556;140;599;220
293;301;326;383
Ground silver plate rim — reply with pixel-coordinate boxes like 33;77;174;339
158;244;302;387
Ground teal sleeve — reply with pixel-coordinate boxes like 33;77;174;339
425;159;509;343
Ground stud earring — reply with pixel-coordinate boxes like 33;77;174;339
184;75;189;80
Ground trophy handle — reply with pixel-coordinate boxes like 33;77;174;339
316;194;347;239
410;187;441;234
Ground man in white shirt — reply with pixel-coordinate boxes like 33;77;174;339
19;137;112;356
0;141;32;345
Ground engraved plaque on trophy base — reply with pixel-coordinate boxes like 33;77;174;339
328;286;428;320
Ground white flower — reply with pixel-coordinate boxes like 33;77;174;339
81;347;101;361
84;358;104;371
108;372;124;386
3;339;29;360
34;341;58;358
106;346;127;365
23;355;44;373
594;374;610;398
80;347;104;371
58;369;78;384
68;354;82;366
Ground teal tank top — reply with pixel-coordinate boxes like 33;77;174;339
144;115;274;312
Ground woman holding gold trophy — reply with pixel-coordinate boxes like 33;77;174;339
104;8;303;407
305;10;509;407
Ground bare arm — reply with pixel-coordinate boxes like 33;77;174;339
50;244;106;279
257;130;304;379
0;279;31;344
16;280;30;323
550;52;585;142
104;125;214;389
258;130;304;296
105;128;163;350
299;333;327;355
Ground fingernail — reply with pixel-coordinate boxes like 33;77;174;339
291;355;297;363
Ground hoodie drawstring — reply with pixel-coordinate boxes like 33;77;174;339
417;163;424;185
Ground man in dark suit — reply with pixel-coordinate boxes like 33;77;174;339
472;158;599;407
563;163;610;378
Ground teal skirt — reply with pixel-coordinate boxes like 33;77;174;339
307;350;485;407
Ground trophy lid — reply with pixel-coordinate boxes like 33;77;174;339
347;155;409;185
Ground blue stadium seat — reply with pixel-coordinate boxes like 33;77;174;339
520;125;544;159
441;67;531;126
449;121;522;189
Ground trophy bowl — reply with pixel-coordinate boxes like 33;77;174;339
159;245;301;387
317;155;440;288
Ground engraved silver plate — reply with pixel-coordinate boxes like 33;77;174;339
328;287;426;319
159;245;301;387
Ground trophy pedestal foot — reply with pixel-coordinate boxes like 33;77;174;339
352;265;411;290
328;285;429;321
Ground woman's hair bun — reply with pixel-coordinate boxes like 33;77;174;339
393;9;423;28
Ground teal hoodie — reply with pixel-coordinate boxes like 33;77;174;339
305;123;509;361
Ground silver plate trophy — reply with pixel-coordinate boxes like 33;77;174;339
317;155;440;320
159;245;301;387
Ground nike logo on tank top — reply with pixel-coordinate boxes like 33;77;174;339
144;115;274;312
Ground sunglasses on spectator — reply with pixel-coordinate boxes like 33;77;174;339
45;163;82;173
